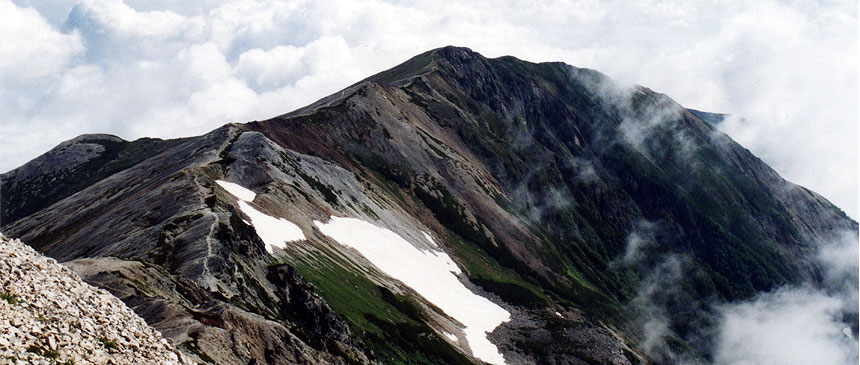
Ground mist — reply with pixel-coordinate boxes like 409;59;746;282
714;286;857;365
574;65;859;364
624;228;860;365
713;232;859;365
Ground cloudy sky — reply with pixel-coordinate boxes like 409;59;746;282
1;0;857;218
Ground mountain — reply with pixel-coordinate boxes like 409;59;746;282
1;46;856;364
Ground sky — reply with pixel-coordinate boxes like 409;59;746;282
0;0;857;218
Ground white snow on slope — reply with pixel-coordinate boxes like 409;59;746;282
314;216;511;364
422;231;438;247
215;180;257;201
216;180;304;253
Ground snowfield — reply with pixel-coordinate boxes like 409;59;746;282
315;216;511;365
216;180;305;253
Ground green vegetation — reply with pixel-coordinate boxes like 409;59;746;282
43;349;59;359
297;170;339;206
280;246;472;364
1;292;19;305
352;150;412;189
274;149;341;206
98;337;118;351
26;344;58;359
442;233;550;309
152;213;204;272
417;133;447;158
413;185;501;263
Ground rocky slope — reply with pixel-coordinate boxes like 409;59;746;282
1;46;856;364
0;235;191;364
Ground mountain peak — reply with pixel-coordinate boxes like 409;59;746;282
3;46;856;365
360;45;486;86
65;133;125;145
3;134;123;180
428;45;482;62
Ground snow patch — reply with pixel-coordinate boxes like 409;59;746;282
422;231;437;247
216;180;257;201
314;216;510;364
217;180;304;253
444;331;459;342
238;201;305;253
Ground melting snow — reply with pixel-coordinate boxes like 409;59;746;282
314;216;511;364
216;180;305;253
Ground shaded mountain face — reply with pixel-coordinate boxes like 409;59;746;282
1;135;187;224
2;46;856;364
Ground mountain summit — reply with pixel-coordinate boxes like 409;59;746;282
2;46;856;364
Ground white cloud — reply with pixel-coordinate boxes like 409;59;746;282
628;232;859;364
235;45;306;91
68;0;196;38
1;0;856;219
0;1;83;79
713;232;859;365
1;2;856;363
714;286;858;365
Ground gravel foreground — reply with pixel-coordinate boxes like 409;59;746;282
0;235;192;364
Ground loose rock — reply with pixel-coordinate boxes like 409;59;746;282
0;236;193;364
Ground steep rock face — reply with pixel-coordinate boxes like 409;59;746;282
1;46;856;364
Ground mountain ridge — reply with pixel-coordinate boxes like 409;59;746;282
2;46;856;364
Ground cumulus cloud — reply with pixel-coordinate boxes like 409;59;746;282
0;0;856;219
0;1;83;78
